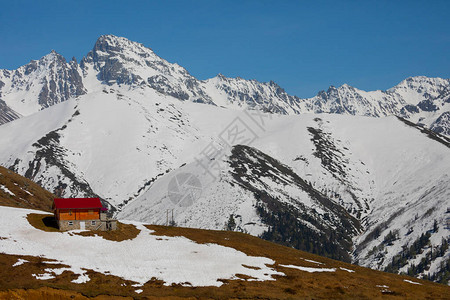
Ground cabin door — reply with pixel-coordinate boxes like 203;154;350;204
80;221;85;230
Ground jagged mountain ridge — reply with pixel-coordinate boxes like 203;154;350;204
0;51;85;120
0;35;449;135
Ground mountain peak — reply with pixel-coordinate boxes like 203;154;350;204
41;50;65;62
93;34;151;55
392;75;449;88
216;73;226;80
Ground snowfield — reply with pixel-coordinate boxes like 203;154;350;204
0;206;283;287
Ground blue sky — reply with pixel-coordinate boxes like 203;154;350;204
0;0;449;97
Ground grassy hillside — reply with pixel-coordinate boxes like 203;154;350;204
1;218;449;299
0;166;54;212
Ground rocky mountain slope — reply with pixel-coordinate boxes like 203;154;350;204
0;35;449;284
0;51;85;120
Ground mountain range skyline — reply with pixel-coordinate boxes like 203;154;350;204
1;1;449;97
1;39;448;100
2;34;449;137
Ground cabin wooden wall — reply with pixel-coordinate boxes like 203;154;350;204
57;209;100;220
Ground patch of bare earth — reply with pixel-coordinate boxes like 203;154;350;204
73;222;140;242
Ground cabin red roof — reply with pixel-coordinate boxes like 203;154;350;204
53;198;103;209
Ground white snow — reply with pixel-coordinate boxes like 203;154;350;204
303;258;324;265
21;189;33;196
12;258;29;267
72;274;91;284
0;185;14;196
279;264;336;273
0;206;283;287
32;273;55;280
339;267;355;273
403;279;422;285
45;267;72;276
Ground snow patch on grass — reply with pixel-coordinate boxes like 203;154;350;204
0;185;14;196
404;279;422;285
72;273;91;284
303;258;324;265
279;264;336;273
12;258;29;267
32;273;55;280
339;267;355;273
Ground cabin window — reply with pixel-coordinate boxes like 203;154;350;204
68;221;73;226
69;210;72;215
91;221;96;226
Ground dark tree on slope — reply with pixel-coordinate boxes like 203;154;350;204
226;214;236;231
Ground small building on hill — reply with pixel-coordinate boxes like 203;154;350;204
53;198;117;231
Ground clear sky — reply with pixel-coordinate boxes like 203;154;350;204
0;0;449;97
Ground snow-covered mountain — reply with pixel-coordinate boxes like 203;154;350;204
1;34;449;135
0;51;85;119
0;34;449;283
79;35;214;104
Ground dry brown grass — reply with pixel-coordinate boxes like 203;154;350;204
27;213;60;232
144;225;450;299
0;166;55;212
73;222;140;242
0;287;133;300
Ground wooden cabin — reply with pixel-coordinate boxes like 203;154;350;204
53;198;116;231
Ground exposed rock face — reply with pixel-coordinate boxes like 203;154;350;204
0;51;86;118
0;99;20;125
37;54;85;108
431;111;450;136
201;74;304;114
